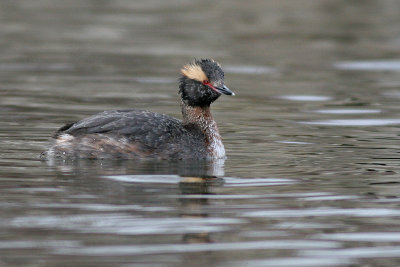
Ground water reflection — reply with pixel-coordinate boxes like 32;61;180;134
224;65;276;74
243;208;400;218
39;158;232;246
53;240;340;256
334;60;400;71
3;0;400;266
313;232;400;242
0;63;73;71
46;158;226;177
226;257;354;267
310;109;381;114
300;246;400;259
299;119;400;126
179;176;225;244
276;95;332;101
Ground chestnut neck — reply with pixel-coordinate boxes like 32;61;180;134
181;101;225;159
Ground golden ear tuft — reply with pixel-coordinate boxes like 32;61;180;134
180;63;207;82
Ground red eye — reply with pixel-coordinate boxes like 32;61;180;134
201;80;220;93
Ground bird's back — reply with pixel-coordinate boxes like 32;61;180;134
47;109;207;159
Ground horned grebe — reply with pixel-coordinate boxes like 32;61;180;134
43;59;234;160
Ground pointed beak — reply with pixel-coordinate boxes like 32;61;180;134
216;85;235;96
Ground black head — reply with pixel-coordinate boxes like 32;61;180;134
179;59;234;107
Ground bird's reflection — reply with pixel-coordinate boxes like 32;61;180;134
178;176;224;244
46;158;226;246
46;157;225;177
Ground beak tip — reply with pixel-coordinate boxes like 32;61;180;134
218;85;235;96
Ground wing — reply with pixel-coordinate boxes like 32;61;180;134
54;109;187;148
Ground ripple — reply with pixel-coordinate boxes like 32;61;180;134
102;175;296;187
4;214;244;235
277;95;332;101
0;240;80;249
33;203;173;212
134;77;175;84
62;76;175;84
276;141;313;145
175;194;263;199
239;231;290;238
224;177;297;187
102;174;181;184
226;257;354;267
334;60;400;71
224;65;276;74
310;109;382;114
242;208;400;218
383;91;400;98
85;217;244;235
52;240;340;256
6;187;65;193
175;192;327;200
0;63;73;71
300;246;400;259
298;119;400;126
274;222;339;229
313;232;400;242
299;195;361;201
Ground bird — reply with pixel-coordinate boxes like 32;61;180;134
42;59;234;160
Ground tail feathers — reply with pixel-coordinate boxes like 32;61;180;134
53;122;76;138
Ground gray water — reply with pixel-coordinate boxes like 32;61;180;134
1;0;400;266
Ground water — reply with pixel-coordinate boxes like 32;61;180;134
1;0;400;266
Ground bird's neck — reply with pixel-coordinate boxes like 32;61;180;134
181;101;226;159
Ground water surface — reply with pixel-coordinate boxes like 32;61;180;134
1;1;400;266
